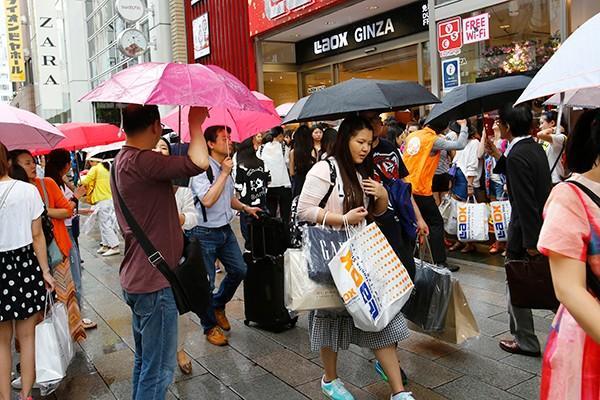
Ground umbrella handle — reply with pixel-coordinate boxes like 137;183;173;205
555;92;565;137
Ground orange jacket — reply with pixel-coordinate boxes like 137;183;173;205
403;127;441;197
34;178;73;257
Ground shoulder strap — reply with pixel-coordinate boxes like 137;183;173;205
39;178;50;207
192;164;213;223
318;159;337;208
550;141;565;174
110;166;176;281
0;181;16;208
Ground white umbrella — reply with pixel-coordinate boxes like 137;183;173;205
544;87;600;109
84;141;125;160
275;102;296;118
516;11;600;105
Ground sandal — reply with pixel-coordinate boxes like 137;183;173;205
82;318;97;330
449;242;464;252
461;244;476;254
177;350;193;375
489;242;501;255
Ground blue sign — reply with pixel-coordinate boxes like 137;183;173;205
442;58;460;92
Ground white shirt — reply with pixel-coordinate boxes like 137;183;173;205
175;187;199;231
505;135;531;156
543;133;567;184
0;180;44;252
257;141;291;188
453;139;483;188
62;185;74;227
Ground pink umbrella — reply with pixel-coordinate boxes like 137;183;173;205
79;62;267;113
0;104;65;151
162;91;281;143
33;123;122;155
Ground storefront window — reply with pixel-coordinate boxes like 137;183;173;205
445;0;561;84
571;0;600;32
264;71;298;106
301;67;332;96
262;42;296;64
339;46;419;83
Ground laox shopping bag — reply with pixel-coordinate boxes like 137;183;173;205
35;296;75;383
489;200;511;242
456;199;489;242
328;223;414;332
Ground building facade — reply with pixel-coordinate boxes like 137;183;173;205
0;5;12;104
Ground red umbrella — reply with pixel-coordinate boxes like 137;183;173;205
34;123;122;154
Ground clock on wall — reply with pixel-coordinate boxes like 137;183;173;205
117;28;148;58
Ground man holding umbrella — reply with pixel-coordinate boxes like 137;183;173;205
403;118;469;272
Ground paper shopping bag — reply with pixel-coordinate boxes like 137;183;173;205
328;223;414;332
35;298;74;383
456;201;489;242
430;279;480;344
489;200;511;242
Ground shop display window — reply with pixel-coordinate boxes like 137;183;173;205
264;71;299;106
301;67;332;96
339;46;419;83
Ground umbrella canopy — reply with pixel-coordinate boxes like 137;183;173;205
281;96;310;124
0;104;65;151
282;79;440;124
34;123;122;154
162;91;281;143
425;75;532;126
545;87;600;109
516;12;600;105
84;141;125;161
275;102;295;117
79;62;268;113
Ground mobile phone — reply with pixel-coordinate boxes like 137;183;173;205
483;117;494;138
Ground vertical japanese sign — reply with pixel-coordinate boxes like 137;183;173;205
4;0;25;82
34;0;62;107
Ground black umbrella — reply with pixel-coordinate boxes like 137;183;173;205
282;79;440;124
425;75;532;126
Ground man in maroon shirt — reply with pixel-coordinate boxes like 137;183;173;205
111;104;209;400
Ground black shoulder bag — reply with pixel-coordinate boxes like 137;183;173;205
111;167;210;316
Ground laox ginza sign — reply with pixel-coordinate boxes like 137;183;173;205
314;18;394;55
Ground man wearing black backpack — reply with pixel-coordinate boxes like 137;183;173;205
189;126;261;347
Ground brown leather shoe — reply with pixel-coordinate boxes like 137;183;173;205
177;350;193;374
499;340;541;357
206;327;228;346
214;308;231;331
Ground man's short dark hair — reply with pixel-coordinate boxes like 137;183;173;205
498;103;533;137
122;104;160;136
204;125;231;144
270;126;284;138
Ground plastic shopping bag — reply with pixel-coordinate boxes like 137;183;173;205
456;199;489;242
489;200;511;242
303;225;349;284
81;207;98;236
328;223;414;332
35;295;74;383
284;249;344;312
439;195;457;235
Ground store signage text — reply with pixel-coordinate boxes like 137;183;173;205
35;0;63;108
442;57;460;92
4;0;25;82
462;14;489;44
115;0;145;23
265;0;314;20
437;17;462;57
297;1;427;64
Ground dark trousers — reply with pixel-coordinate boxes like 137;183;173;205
414;194;446;264
266;186;292;225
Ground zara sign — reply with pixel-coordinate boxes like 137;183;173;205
34;0;63;109
296;1;428;64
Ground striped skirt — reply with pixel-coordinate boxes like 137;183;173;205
53;257;86;343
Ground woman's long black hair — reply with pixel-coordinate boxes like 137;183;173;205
566;109;600;173
333;115;374;213
45;149;71;189
293;125;314;175
236;136;263;170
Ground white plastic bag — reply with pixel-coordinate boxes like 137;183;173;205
81;206;98;236
439;195;457;235
35;295;74;383
328;223;414;332
489;200;511;242
456;199;489;242
284;249;344;312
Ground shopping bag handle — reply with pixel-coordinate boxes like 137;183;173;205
43;290;55;319
467;195;477;204
418;236;435;265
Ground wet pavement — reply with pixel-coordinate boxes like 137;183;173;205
34;224;551;400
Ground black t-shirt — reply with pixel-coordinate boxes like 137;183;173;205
372;138;409;182
235;163;270;207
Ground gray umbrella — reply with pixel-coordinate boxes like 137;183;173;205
425;75;532;126
282;79;440;124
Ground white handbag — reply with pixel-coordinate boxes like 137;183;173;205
35;294;74;383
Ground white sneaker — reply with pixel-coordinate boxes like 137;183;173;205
391;392;416;400
321;377;355;400
97;245;108;254
102;247;120;257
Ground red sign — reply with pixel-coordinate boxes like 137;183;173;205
437;17;462;54
248;0;344;37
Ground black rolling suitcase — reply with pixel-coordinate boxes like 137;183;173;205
243;252;297;332
249;212;288;259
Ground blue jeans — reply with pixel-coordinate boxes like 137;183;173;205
490;180;507;200
123;288;178;400
452;168;468;201
67;227;82;306
188;225;247;333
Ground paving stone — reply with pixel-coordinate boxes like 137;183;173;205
198;348;268;385
297;378;377;400
462;286;506;308
254;349;323;387
399;330;459;360
437;351;533;390
468;301;506;319
226;299;245;321
227;320;286;359
170;374;241;400
500;354;542;375
230;373;308;400
348;344;376;361
459;334;513;360
312;348;379;388
435;376;524;400
259;325;318;358
476;315;509;337
507;376;541;399
92;349;134;386
489;311;553;336
52;372;116;400
397;349;463;388
364;380;448;400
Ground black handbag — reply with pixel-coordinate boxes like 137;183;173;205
111;168;210;316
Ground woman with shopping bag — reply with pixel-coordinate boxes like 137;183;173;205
0;142;55;400
297;115;414;400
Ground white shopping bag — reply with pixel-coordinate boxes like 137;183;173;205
328;223;414;332
489;200;511;242
456;199;489;242
284;249;344;312
35;295;74;383
439;195;457;235
81;207;98;236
